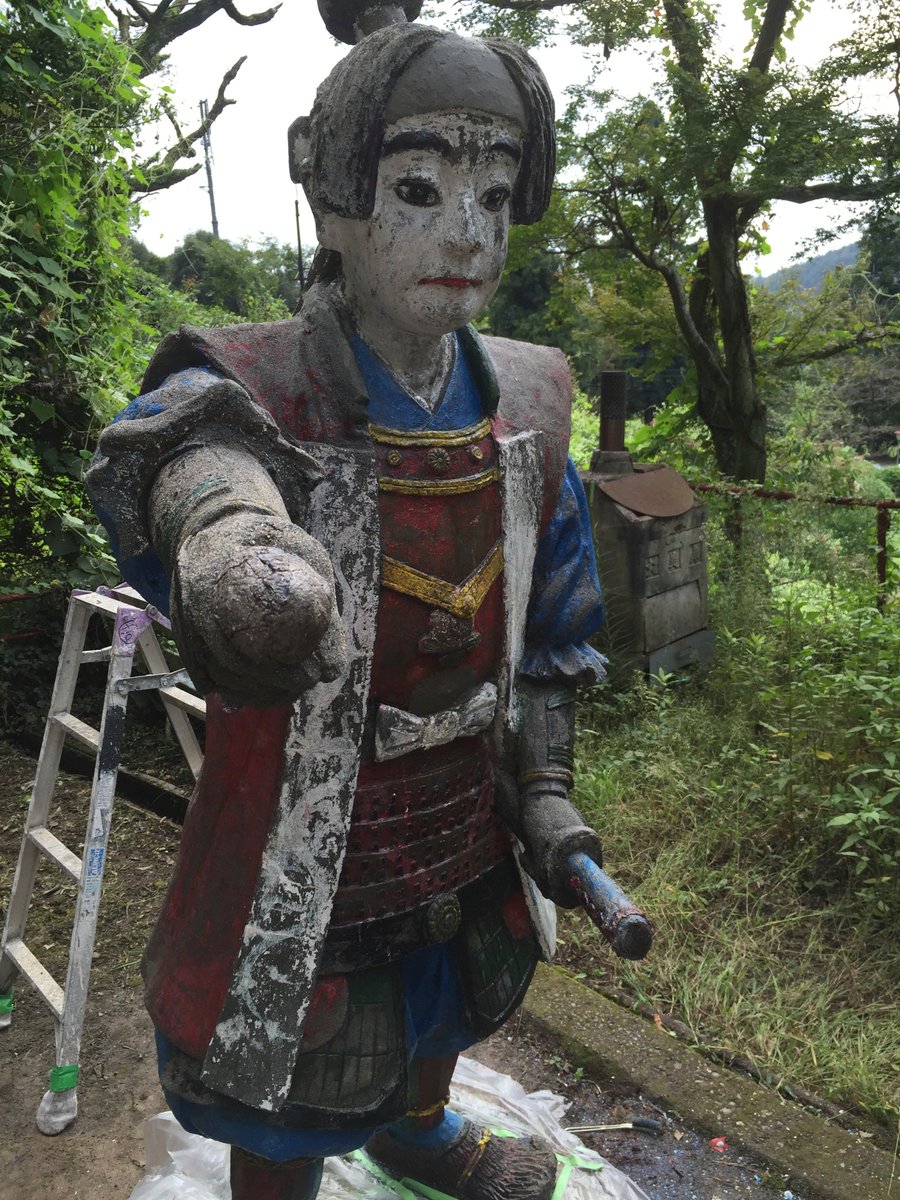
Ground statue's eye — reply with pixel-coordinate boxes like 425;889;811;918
395;178;440;207
482;185;510;213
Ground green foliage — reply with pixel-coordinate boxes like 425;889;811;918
881;466;900;498
464;0;900;480
486;208;686;409
0;0;146;589
0;4;290;591
860;211;900;308
572;380;900;1118
573;515;900;1119
149;231;301;320
568;389;597;471
716;604;900;907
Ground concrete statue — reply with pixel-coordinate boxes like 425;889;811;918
87;4;650;1197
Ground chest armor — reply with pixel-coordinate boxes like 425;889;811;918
368;416;503;714
331;418;509;946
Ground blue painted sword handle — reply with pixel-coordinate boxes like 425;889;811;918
566;850;653;960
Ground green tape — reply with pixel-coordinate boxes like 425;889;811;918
354;1133;603;1200
552;1162;574;1200
0;995;13;1015
403;1182;455;1200
351;1152;420;1200
49;1063;79;1092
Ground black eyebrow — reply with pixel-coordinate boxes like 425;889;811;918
381;129;523;164
382;130;456;159
490;137;522;163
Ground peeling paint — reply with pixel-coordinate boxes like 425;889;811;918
200;444;380;1110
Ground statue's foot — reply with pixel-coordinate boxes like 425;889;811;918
366;1119;557;1200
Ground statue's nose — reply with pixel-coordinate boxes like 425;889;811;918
445;192;486;252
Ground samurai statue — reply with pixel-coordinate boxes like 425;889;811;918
87;3;644;1197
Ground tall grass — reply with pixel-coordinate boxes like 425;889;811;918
572;488;900;1126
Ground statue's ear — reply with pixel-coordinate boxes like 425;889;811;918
287;115;311;186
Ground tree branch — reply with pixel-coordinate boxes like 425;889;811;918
463;0;569;9
663;0;705;82
130;162;204;193
769;322;900;368
656;258;729;390
222;0;276;24
747;0;793;74
120;0;153;22
734;179;900;206
129;56;245;193
131;0;279;75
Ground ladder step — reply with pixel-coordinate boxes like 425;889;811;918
4;939;64;1020
108;584;146;605
159;686;206;721
52;712;100;752
73;591;124;618
28;826;82;881
79;647;112;665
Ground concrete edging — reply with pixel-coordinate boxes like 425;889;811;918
522;963;895;1200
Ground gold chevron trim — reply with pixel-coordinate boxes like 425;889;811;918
378;465;500;496
369;418;491;447
381;542;503;619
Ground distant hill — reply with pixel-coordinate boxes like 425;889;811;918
758;242;859;292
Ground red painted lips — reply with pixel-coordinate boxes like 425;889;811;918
419;277;482;288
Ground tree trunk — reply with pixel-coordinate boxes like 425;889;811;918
702;199;767;482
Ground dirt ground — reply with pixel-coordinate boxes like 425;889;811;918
0;740;793;1200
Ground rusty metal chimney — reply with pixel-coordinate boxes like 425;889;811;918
591;371;632;478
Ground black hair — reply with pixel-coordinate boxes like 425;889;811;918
291;23;555;227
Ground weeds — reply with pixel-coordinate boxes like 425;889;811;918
573;488;900;1127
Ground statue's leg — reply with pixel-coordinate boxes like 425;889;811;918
366;1053;557;1200
229;1147;324;1200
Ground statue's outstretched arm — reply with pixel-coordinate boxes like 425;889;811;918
88;369;347;706
148;440;347;707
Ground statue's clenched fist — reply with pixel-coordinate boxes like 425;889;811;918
149;443;348;706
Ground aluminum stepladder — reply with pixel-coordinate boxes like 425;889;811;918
0;584;206;1134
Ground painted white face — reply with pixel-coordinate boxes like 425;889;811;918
319;110;522;339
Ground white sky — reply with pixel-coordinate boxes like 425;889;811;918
135;1;894;276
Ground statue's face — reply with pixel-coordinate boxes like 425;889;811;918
319;110;522;339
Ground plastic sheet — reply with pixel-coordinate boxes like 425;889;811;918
128;1055;651;1200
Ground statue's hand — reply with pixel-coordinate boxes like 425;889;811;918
516;786;604;908
172;510;347;706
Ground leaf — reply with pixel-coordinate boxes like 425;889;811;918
8;454;37;476
29;397;54;422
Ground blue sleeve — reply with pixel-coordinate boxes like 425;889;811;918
520;458;607;685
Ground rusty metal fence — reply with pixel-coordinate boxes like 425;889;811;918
689;482;900;613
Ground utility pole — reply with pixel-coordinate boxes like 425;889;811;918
199;99;219;239
294;197;305;293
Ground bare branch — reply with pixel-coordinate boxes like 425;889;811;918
160;93;187;144
222;0;277;25
120;0;153;21
131;0;280;75
129;56;245;194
